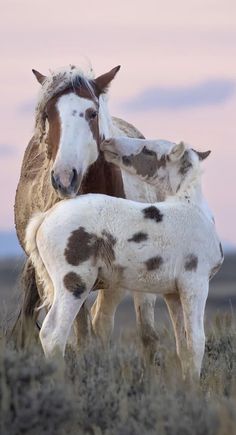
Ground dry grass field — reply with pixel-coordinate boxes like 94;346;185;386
0;254;236;434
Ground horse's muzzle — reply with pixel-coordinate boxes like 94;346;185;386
51;168;82;198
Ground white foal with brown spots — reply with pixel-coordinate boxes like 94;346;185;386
26;139;223;379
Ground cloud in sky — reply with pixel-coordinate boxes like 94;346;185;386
122;79;236;111
0;144;17;157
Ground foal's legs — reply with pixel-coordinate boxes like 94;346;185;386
40;290;89;358
74;303;94;348
91;288;126;345
164;293;187;370
178;277;209;380
133;292;159;364
40;270;97;358
90;290;159;363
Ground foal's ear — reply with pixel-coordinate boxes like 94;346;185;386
169;141;186;161
192;149;211;161
94;65;121;95
32;69;47;85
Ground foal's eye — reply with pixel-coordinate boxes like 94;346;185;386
142;146;156;157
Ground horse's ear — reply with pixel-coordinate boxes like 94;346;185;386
32;69;47;85
192;149;211;160
169;141;186;161
94;65;121;95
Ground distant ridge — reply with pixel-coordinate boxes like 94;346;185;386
0;230;235;258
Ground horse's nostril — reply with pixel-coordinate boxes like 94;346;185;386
71;168;78;187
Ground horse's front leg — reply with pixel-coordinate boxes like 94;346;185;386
133;292;159;365
91;287;126;345
74;303;94;349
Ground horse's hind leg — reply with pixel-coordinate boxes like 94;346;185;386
178;277;209;381
164;293;187;374
40;269;96;358
91;288;126;345
40;293;88;358
133;292;159;364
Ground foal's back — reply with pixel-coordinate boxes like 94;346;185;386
32;194;222;296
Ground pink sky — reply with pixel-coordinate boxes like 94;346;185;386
1;0;236;244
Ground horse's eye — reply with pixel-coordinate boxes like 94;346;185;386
90;111;97;119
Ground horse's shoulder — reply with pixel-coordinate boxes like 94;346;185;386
112;116;145;139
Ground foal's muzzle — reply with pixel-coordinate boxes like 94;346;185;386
51;168;81;198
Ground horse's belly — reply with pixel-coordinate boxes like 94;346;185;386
101;261;177;295
123;268;177;295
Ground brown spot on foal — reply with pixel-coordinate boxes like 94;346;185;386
145;256;163;271
179;150;192;175
142;206;163;223
63;272;86;298
184;254;198;271
128;232;148;243
65;227;95;266
122;147;166;178
64;227;116;267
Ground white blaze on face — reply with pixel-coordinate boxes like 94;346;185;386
53;92;99;187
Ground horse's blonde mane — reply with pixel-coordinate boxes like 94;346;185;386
34;64;96;142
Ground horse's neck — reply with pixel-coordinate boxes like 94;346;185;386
168;176;214;222
120;170;164;202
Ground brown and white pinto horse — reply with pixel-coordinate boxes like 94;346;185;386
14;64;159;359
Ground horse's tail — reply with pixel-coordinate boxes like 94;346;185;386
11;212;47;348
11;257;40;347
25;212;47;256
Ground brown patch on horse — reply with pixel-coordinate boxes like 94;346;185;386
128;232;148;243
145;256;163;271
184;254;198;271
80;153;125;197
122;146;166;178
64;226;116;267
142;206;163;223
179;151;192;175
63;272;86;298
45;98;61;160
